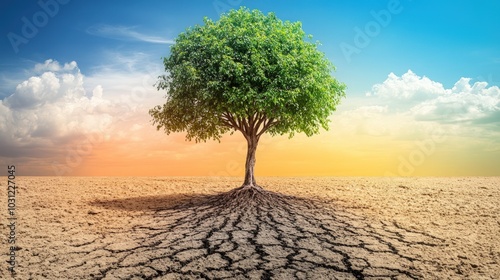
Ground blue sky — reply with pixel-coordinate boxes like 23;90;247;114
2;0;499;95
1;0;499;176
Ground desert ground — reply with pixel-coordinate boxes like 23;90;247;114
1;176;499;279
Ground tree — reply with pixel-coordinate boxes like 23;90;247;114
150;8;345;194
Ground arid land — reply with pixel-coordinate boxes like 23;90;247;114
1;177;499;279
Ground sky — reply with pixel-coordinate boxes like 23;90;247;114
0;0;499;177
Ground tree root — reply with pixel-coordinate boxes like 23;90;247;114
165;184;324;211
206;184;317;209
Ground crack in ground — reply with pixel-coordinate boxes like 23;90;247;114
67;191;445;279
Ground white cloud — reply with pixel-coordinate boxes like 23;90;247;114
0;61;110;152
92;85;103;98
339;70;500;142
0;59;165;169
33;59;78;73
86;24;174;44
5;72;61;109
366;70;500;122
367;70;447;101
408;77;500;124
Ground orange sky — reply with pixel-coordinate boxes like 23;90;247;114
64;118;499;177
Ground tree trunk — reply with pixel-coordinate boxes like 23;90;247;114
243;135;259;187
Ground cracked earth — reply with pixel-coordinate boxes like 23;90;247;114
1;177;499;279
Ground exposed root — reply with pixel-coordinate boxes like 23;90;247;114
164;184;320;211
207;184;317;209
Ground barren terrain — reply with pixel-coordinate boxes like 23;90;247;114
1;177;499;279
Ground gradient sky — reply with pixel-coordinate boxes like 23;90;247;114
0;0;499;176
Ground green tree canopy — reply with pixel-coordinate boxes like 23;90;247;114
150;8;345;187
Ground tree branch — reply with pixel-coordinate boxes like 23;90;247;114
254;113;266;133
221;112;243;133
257;117;278;137
221;111;277;138
248;114;255;131
241;116;250;135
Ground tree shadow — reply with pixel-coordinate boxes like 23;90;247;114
89;193;217;211
89;189;319;212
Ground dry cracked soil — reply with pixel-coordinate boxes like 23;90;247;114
1;177;498;279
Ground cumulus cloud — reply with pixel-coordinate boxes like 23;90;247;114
0;57;171;175
367;70;500;123
33;59;78;73
367;70;447;101
4;65;86;110
92;85;103;99
0;59;165;175
0;60;111;154
411;83;500;123
338;70;500;143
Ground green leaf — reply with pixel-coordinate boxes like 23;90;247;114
151;7;346;142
